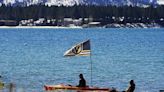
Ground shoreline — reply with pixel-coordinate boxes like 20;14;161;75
0;24;163;29
0;26;83;29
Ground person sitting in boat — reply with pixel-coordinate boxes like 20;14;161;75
125;80;135;92
76;74;86;87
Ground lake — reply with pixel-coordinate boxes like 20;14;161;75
0;28;164;92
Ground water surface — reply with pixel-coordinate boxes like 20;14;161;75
0;28;164;92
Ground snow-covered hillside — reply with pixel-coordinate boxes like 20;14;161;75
0;0;163;6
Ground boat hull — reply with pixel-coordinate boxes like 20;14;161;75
44;84;110;92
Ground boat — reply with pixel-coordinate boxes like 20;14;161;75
44;84;111;92
44;40;117;92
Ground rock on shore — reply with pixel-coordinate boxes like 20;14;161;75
104;23;161;28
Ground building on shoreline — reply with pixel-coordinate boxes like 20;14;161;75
0;20;19;26
0;17;164;28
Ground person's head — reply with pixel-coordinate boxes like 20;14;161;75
130;80;134;85
79;74;84;79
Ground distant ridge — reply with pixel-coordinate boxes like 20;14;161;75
0;0;163;7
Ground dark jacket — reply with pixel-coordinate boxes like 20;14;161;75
77;78;86;87
127;83;135;92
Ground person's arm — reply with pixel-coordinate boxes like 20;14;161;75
126;86;131;92
76;80;81;87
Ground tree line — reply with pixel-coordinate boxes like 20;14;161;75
0;4;164;22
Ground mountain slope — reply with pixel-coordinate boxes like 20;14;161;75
157;0;164;5
0;0;162;6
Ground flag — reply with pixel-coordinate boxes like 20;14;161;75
64;40;91;56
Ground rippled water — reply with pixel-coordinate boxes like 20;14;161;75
0;28;164;92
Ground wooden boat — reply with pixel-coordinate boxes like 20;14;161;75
44;84;111;92
0;82;4;90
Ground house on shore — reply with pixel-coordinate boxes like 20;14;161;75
0;20;18;26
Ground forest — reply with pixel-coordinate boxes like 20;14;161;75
0;4;164;25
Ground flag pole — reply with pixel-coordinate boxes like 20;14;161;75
90;54;93;87
90;40;93;87
64;39;92;86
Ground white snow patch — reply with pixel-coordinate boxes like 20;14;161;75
3;0;16;5
157;0;164;5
